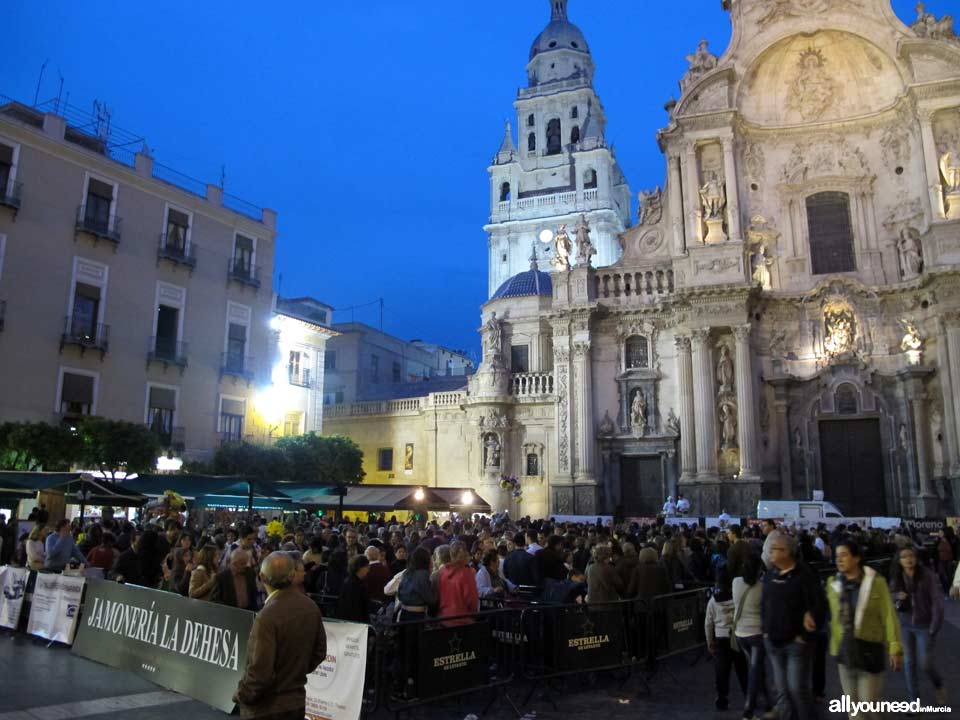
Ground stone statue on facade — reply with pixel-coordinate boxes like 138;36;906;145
631;389;647;436
898;422;909;451
752;244;774;290
769;328;788;361
716;345;734;394
823;307;856;358
787;48;837;121
939;146;960;193
720;402;738;450
665;407;681;436
900;319;923;363
574;214;597;267
598;410;615;436
483;312;504;365
484;434;501;469
897;227;923;279
699;172;728;244
638;187;663;226
912;3;958;42
680;39;718;92
550;224;572;271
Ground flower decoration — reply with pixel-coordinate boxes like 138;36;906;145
266;520;285;539
499;474;523;502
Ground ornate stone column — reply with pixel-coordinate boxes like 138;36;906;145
721;136;742;242
552;329;573;485
770;378;792;498
936;317;959;476
691;327;719;481
946;315;960;477
682;143;700;245
919;111;945;222
573;339;595;482
675;334;697;482
668;154;686;255
733;324;759;480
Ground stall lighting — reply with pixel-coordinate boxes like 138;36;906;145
461;491;474;505
414;488;425;501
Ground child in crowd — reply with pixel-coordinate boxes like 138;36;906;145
705;567;748;711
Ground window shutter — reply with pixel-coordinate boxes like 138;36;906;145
167;209;189;228
75;282;101;301
0;144;13;165
149;387;176;410
62;373;94;404
222;398;244;416
235;235;254;251
228;323;247;342
88;178;113;200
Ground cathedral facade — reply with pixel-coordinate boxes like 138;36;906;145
326;0;960;519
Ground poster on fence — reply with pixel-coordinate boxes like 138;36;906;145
27;573;85;644
555;608;625;671
72;579;255;713
417;619;492;701
305;620;368;720
657;592;703;658
0;566;29;629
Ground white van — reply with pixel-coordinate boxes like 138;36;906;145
756;499;845;520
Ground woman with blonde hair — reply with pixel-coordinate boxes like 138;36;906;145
189;544;220;601
26;526;48;570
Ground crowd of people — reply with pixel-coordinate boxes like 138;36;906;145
3;507;960;718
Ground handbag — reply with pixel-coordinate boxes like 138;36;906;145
851;639;886;674
730;582;755;653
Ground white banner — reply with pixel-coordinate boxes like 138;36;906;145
305;621;369;720
27;574;85;644
0;566;29;630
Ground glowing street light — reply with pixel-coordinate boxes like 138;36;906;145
461;490;474;506
414;488;425;501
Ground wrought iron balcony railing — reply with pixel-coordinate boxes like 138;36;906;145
288;366;312;388
148;337;189;368
220;351;255;382
227;257;261;288
76;204;122;245
60;314;110;356
157;233;197;270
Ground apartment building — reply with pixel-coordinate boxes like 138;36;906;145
0;96;276;460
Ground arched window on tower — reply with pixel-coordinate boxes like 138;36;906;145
500;182;511;202
625;336;649;369
806;191;856;275
546;119;562;155
570;125;580;144
571;106;579;119
584;168;598;189
528;133;537;153
527;114;535;127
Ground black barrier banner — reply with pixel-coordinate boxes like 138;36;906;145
417;620;492;700
659;593;702;657
555;608;624;671
72;580;255;713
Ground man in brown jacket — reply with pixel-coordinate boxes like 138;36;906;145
234;552;327;720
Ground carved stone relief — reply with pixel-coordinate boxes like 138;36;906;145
680;39;718;93
638;187;664;226
755;0;863;28
787;48;838;121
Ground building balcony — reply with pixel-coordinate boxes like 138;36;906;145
75;205;122;248
288;366;312;388
157;233;197;271
146;424;185;452
148;337;189;371
227;258;261;289
0;175;22;217
595;265;676;306
217;430;249;447
510;372;555;397
491;188;604;222
60;315;109;358
220;351;255;383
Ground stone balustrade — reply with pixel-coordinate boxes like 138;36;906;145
326;391;467;418
511;372;555;397
492;189;607;221
595;265;676;305
430;391;466;407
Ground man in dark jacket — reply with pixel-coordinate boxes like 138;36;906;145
535;535;568;591
503;533;538;589
726;524;757;579
213;549;260;612
234;552;327;719
762;531;825;720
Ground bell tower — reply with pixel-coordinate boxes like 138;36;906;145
484;0;632;297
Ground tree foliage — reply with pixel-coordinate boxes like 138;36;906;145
275;433;365;487
0;422;85;471
78;418;160;479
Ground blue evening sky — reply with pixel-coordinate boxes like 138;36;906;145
5;0;945;359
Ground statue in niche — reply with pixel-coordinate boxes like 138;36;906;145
769;328;788;361
483;312;503;363
897;227;924;279
631;389;647;436
787;48;837;121
551;224;572;271
899;423;909;451
598;410;615;436
752;244;774;290
900;319;923;353
939;146;960;194
823;307;856;358
574;214;597;267
681;39;718;91
716;345;735;394
665;408;681;436
484;434;501;469
912;3;958;41
699;172;727;220
638;187;663;226
720;402;738;449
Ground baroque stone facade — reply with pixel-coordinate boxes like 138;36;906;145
325;0;960;519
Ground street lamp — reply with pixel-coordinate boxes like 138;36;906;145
77;486;92;525
414;488;425;502
538;228;554;244
461;490;474;506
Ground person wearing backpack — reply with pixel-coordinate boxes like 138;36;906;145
706;567;748;711
733;554;769;720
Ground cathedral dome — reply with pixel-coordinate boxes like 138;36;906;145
529;1;590;60
492;268;553;300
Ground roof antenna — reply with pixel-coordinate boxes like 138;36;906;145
220;165;227;190
33;59;49;107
